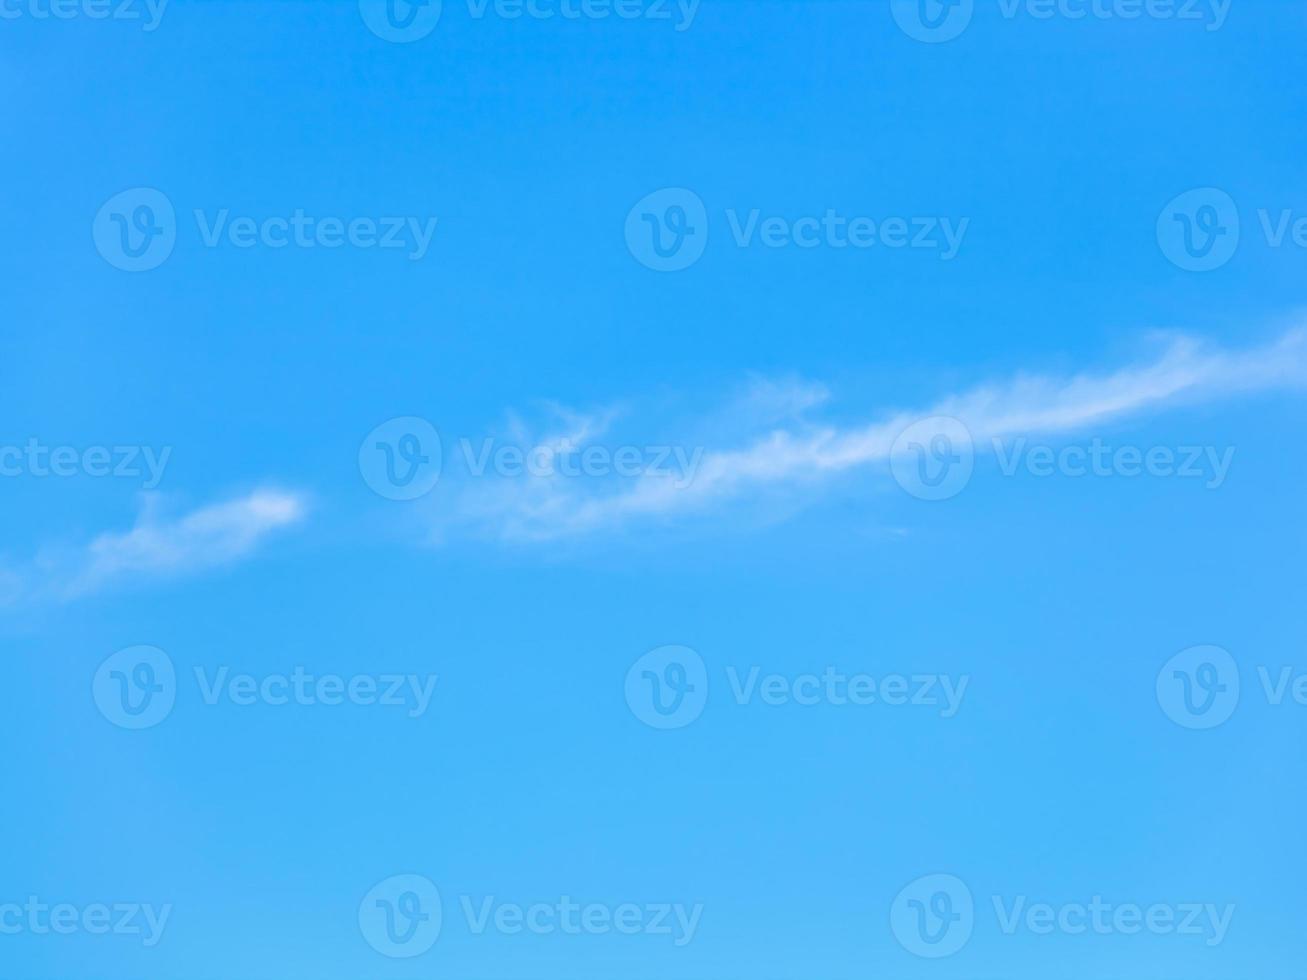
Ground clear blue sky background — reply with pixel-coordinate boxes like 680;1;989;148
2;1;1305;978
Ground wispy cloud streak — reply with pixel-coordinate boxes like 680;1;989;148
439;329;1307;542
2;489;308;605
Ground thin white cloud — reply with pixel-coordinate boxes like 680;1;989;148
436;328;1307;542
4;488;308;604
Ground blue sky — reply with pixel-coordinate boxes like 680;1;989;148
2;1;1305;977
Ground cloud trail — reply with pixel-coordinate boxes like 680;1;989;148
436;329;1307;542
2;488;308;605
